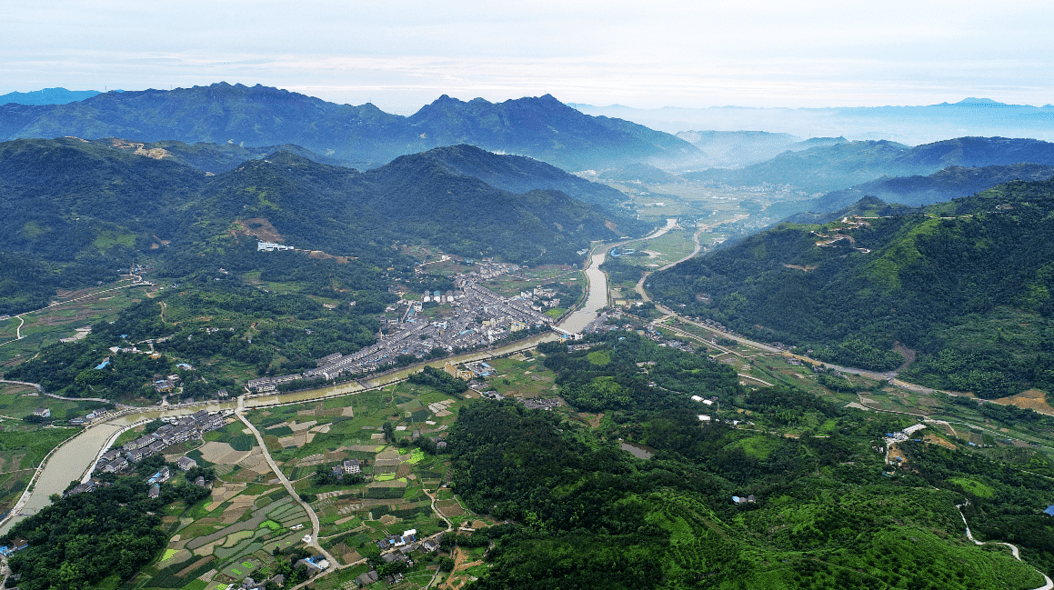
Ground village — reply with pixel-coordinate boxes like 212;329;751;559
246;262;556;394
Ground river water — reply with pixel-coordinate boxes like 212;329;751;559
558;249;608;333
0;402;234;535
557;218;677;334
0;420;127;534
2;221;678;533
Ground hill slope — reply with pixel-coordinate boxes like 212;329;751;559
649;182;1054;398
687;136;1054;195
403;144;629;207
0;138;646;313
793;163;1054;215
0;83;701;171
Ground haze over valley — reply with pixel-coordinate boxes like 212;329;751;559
2;2;1054;588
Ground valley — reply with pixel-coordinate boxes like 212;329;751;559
0;85;1052;590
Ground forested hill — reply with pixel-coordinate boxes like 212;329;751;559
648;181;1054;398
442;332;1054;590
0;138;645;313
0;82;702;171
769;162;1054;221
686;136;1054;194
406;144;628;206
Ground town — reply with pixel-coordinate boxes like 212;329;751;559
246;262;556;393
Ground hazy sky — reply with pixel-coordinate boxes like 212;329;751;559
2;0;1052;113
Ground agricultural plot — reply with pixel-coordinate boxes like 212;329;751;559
0;385;108;421
0;280;151;367
135;485;308;590
479;266;579;298
472;355;558;399
246;383;464;563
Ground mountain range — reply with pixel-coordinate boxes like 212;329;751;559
687;136;1054;195
0;87;102;106
674;131;848;168
779;163;1054;220
0;83;701;171
0;138;647;314
572;98;1054;145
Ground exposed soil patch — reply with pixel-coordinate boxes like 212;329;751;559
110;138;173;160
893;343;916;373
230;218;284;243
992;389;1054;416
200;441;252;465
436;499;465;517
307;250;357;263
782;264;817;272
923;433;957;449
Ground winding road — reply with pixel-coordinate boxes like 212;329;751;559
234;403;336;566
957;501;1053;590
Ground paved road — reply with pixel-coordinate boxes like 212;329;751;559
234;402;336;566
957;502;1053;590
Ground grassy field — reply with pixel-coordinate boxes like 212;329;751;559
480;266;582;298
0;384;108;421
474;354;559;398
618;228;698;269
0;280;153;368
246;381;472;564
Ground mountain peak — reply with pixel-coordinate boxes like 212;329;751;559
0;87;102;106
935;97;1010;107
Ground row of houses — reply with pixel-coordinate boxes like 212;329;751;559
95;410;229;475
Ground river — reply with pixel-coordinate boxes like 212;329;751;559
558;248;608;333
557;218;677;334
0;419;127;534
1;220;678;533
0;402;235;535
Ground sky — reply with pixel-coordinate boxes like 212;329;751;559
2;0;1052;114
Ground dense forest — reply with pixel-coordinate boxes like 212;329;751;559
446;332;1054;589
1;457;210;590
649;181;1054;398
0;137;647;316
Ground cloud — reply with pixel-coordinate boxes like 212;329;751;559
1;0;1052;110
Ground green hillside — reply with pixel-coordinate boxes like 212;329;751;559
445;332;1053;589
0;138;645;315
649;181;1054;398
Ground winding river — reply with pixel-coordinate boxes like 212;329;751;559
557;218;677;334
1;219;679;534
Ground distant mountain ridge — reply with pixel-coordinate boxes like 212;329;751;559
0;82;702;171
782;163;1054;219
0;87;102;106
673;131;849;168
572;99;1054;145
687;136;1054;194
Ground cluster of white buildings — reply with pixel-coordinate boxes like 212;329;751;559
245;264;552;393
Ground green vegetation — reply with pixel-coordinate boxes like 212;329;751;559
445;331;1053;589
408;365;469;396
0;137;643;321
2;467;210;590
650;182;1054;397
